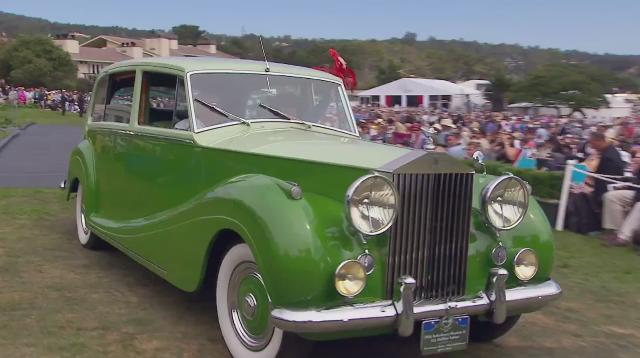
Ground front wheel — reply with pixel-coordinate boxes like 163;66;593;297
216;243;310;358
469;315;521;343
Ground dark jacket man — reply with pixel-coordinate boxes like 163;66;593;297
590;132;625;208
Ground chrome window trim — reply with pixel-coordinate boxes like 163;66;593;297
345;173;399;236
513;248;538;282
481;174;530;231
185;70;359;137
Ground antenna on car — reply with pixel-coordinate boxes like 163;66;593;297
259;35;273;93
259;35;270;73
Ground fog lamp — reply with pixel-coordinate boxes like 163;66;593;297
514;248;538;281
334;260;366;297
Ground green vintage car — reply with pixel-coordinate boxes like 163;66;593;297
64;57;561;357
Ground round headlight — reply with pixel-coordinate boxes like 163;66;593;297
335;260;367;297
514;248;538;281
346;174;398;235
482;175;529;230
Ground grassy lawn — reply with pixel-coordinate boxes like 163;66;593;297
0;128;10;140
0;105;86;126
0;188;638;357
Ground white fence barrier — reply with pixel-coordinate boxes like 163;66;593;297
555;161;640;231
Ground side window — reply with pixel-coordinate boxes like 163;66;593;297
139;72;190;131
103;71;135;123
91;75;108;122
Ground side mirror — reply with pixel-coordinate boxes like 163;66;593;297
472;151;486;174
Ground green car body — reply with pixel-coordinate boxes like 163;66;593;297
65;58;561;352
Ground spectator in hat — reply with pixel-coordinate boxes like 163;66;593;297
437;118;456;145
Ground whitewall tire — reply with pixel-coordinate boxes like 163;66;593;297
216;243;310;358
75;184;103;250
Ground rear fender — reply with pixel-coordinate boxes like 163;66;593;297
66;139;96;210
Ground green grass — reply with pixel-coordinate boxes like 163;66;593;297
0;105;87;126
0;128;10;140
0;188;638;357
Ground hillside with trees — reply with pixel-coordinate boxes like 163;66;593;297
0;11;159;39
1;11;639;99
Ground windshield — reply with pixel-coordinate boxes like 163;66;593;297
189;73;355;133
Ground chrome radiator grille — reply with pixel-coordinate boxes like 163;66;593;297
386;172;474;301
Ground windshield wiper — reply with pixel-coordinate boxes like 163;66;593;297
194;98;250;126
258;102;312;128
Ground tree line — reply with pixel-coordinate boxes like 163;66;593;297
1;13;639;111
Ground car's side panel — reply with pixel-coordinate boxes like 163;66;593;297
84;139;387;307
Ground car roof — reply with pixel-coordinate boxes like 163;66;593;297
104;57;340;81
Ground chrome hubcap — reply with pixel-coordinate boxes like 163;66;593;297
228;262;273;351
80;205;89;235
242;293;257;320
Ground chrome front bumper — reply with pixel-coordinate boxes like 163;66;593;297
271;269;562;337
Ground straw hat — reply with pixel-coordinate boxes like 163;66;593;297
440;118;456;128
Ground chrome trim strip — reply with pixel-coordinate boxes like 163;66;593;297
271;301;397;333
378;150;426;173
130;131;195;144
271;279;562;334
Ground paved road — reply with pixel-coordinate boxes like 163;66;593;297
0;125;83;188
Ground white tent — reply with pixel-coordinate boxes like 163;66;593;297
358;78;485;111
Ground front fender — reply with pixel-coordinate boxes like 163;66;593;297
467;174;555;295
194;174;371;309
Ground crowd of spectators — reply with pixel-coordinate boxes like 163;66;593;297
353;105;640;253
0;79;88;117
353;105;639;169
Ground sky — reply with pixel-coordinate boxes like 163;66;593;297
1;0;639;55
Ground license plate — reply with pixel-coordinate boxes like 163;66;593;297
420;316;470;355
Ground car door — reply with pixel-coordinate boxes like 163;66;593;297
109;69;202;269
87;69;137;223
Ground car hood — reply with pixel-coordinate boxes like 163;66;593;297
194;122;470;173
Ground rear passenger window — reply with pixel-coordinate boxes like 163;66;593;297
139;72;190;130
91;75;108;122
99;71;135;123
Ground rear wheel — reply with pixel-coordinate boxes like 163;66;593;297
75;184;104;250
216;243;311;358
469;315;521;343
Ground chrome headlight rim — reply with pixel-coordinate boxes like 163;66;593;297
513;248;539;282
345;173;398;236
482;175;529;230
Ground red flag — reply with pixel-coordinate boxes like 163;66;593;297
313;48;357;91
